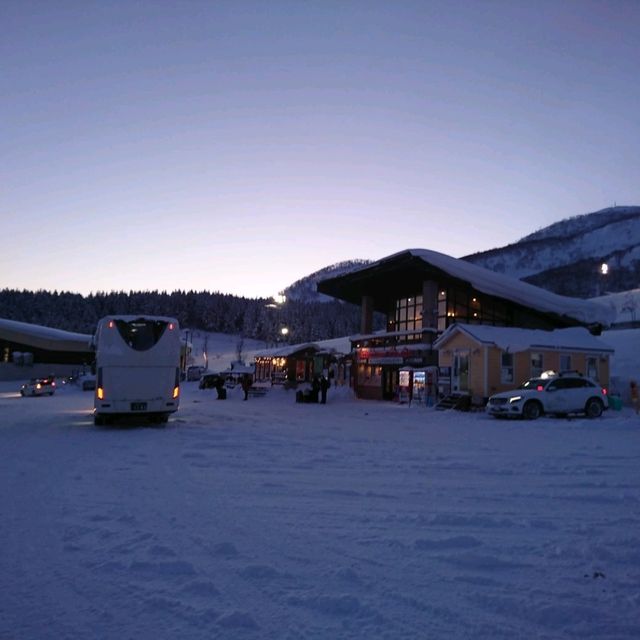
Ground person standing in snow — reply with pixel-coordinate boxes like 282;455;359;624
241;374;251;401
630;380;639;415
311;376;320;403
320;375;330;404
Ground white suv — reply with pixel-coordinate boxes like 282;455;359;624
487;371;608;420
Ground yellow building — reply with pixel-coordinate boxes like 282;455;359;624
434;324;614;402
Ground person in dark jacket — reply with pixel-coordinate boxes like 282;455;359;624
320;375;330;404
311;376;320;403
215;377;227;400
241;374;252;401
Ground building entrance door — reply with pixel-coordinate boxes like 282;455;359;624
453;351;470;392
382;367;397;400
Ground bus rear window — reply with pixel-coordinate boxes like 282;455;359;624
115;319;168;351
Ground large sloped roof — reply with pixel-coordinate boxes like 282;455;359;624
317;248;613;328
0;318;93;352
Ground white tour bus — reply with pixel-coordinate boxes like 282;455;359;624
92;315;181;425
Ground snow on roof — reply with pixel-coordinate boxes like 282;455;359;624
220;363;255;375
254;336;352;359
254;342;320;358
374;249;614;327
434;323;615;354
314;336;352;355
0;317;93;352
350;328;438;342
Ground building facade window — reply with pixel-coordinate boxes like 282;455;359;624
586;356;598;380
531;352;543;377
437;287;513;332
388;295;423;341
501;352;514;383
560;354;572;371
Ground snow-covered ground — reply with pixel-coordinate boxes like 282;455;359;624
2;366;640;639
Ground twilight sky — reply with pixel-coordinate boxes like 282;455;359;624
2;1;639;299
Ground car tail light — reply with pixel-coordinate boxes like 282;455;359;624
602;388;608;395
537;385;544;392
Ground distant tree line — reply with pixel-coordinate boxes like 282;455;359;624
0;288;375;343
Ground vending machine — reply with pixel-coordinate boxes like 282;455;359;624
412;370;426;405
398;369;412;403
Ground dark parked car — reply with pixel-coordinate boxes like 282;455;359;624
81;375;96;391
20;377;56;397
186;365;206;381
199;373;223;389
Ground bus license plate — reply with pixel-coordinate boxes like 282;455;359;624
131;402;147;411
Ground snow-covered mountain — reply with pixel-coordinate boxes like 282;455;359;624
296;206;639;303
464;206;640;297
283;259;372;302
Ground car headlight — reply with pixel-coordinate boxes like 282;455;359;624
508;396;522;403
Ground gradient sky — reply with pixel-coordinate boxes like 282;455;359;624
2;1;639;299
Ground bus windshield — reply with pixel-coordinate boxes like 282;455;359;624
115;319;168;352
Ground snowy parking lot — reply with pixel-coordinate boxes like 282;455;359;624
1;380;639;639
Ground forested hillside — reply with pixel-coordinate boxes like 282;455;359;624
6;207;639;336
0;289;368;343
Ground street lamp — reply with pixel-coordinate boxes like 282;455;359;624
596;262;609;297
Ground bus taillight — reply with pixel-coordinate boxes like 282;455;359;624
173;368;180;399
97;368;104;399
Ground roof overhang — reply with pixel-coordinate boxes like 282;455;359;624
0;318;93;353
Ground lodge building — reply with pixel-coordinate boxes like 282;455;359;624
317;249;613;401
0;317;94;381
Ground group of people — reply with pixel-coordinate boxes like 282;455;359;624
311;374;331;404
212;372;333;403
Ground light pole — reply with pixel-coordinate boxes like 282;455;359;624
182;329;191;379
597;262;608;297
266;293;287;347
